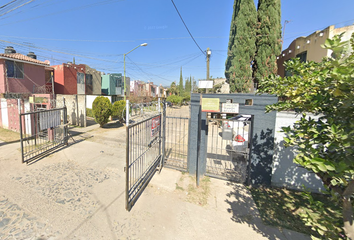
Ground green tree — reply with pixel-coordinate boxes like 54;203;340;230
188;75;193;93
111;100;126;122
179;67;184;96
253;0;282;87
259;33;354;239
225;0;257;93
192;78;198;93
185;77;190;93
92;96;112;127
166;95;183;106
169;81;178;95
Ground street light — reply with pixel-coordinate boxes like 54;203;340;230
124;43;148;101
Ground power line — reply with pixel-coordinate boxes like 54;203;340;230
0;0;17;10
171;0;206;56
0;0;34;17
0;0;124;26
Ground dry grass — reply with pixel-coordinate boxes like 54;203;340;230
175;175;211;206
0;127;20;143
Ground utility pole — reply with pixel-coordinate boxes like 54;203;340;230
282;20;291;50
206;48;211;93
206;47;211;80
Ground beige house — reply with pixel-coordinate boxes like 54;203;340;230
277;24;354;77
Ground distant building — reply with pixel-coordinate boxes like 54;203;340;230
157;84;167;98
130;80;157;98
130;80;143;96
51;63;101;95
102;73;124;96
277;24;354;77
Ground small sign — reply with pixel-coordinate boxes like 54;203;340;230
202;98;219;112
29;97;34;103
198;80;213;89
222;103;239;113
151;116;161;137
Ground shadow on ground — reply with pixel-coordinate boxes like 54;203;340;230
225;182;307;240
0;139;20;147
103;121;124;129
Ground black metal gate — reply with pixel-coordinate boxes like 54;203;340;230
19;107;68;164
206;115;253;183
125;105;165;211
164;116;189;171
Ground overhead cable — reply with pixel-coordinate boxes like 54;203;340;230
171;0;206;56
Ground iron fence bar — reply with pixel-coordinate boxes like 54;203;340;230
158;112;162;171
19;107;67;116
246;116;254;186
64;106;68;145
165;116;189;119
19;107;68;163
19;112;24;164
128;139;160;168
161;101;166;168
125;124;130;210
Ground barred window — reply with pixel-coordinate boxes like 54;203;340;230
77;72;84;84
85;74;92;86
6;60;24;78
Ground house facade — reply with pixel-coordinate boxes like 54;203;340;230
102;73;127;97
0;46;53;131
277;24;354;77
52;63;102;95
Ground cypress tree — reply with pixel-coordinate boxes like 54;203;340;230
253;0;282;87
185;77;190;93
178;67;184;95
225;0;257;93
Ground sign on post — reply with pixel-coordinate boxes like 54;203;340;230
151;116;161;137
201;98;220;112
198;80;213;89
222;103;239;113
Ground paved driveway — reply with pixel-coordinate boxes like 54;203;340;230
0;113;310;240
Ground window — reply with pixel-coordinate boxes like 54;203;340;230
6;60;23;78
117;79;123;88
77;72;84;84
245;99;253;106
296;51;307;63
85;74;92;86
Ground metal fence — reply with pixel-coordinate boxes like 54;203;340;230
205;117;252;183
20;107;68;164
128;101;161;123
164;116;189;171
125;108;164;211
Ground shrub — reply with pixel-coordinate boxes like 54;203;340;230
112;100;126;122
167;95;183;106
92;96;112;127
86;108;93;118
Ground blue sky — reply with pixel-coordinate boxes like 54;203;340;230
0;0;354;87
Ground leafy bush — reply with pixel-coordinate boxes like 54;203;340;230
259;33;354;239
86;108;93;118
92;96;112;127
181;92;191;102
112;100;126;122
167;95;183;106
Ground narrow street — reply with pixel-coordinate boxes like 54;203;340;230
0;107;309;240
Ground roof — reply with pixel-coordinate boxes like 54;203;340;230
0;53;49;66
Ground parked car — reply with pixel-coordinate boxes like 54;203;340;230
166;101;173;107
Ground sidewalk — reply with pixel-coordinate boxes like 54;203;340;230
0;122;310;240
